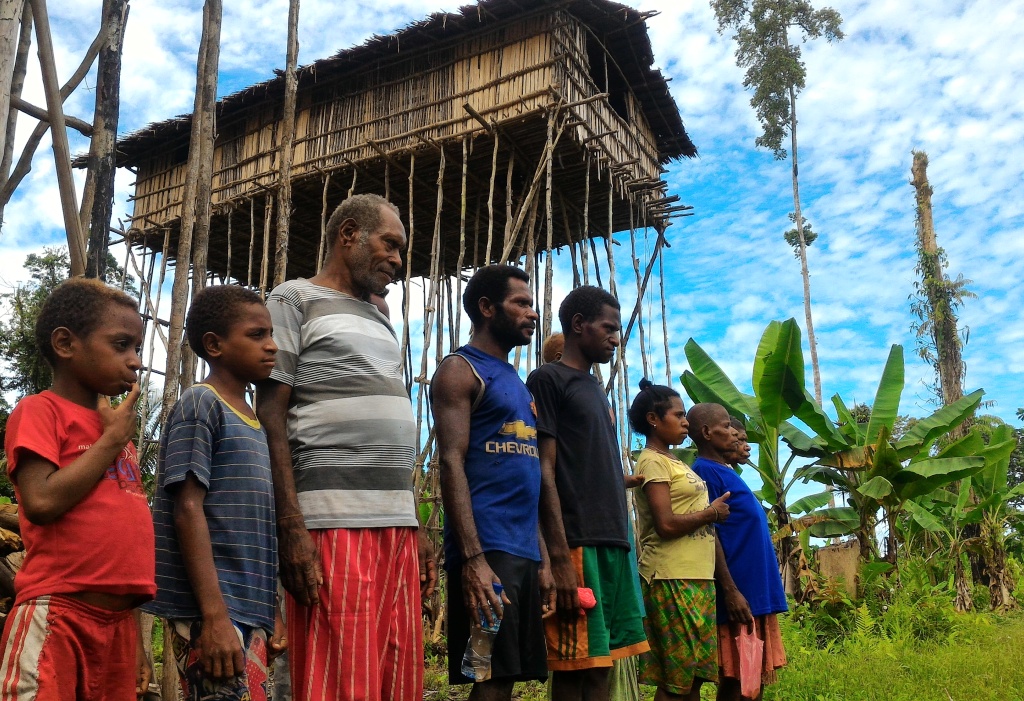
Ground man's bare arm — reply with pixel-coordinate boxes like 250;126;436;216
432;357;503;625
537;435;579;617
255;380;322;607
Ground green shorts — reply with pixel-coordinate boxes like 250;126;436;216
545;546;650;671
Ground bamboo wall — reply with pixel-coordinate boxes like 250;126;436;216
127;11;664;235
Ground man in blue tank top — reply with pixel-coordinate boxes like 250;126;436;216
431;265;553;699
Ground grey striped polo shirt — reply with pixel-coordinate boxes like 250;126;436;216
266;279;417;529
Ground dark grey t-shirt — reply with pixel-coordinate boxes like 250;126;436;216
526;362;629;549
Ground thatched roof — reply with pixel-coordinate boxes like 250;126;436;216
110;0;693;165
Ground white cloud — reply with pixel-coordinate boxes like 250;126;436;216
2;0;1021;436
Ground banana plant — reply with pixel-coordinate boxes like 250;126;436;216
791;344;985;565
680;319;858;579
681;319;986;570
904;425;1020;611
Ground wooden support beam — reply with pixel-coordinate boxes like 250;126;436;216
0;0;26;167
81;0;129;279
462;102;493;133
30;0;86;276
11;96;92;135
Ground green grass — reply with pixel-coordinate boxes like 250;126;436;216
425;612;1024;701
763;610;1024;701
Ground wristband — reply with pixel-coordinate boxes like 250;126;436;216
277;513;305;524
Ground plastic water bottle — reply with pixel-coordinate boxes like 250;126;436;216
461;583;503;681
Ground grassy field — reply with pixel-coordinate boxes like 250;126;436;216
425;612;1024;701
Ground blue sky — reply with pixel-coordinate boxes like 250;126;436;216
2;0;1021;493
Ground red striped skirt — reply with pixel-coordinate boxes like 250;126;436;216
286;527;423;701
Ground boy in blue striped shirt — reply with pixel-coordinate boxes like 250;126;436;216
145;285;286;700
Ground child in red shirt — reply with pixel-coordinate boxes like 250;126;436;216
0;277;156;700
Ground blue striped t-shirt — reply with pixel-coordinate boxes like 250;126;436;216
144;384;277;632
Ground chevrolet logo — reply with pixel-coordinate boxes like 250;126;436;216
498;420;537;441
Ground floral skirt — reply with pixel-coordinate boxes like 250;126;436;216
639;579;718;693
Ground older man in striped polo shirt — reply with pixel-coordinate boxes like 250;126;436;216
257;193;436;701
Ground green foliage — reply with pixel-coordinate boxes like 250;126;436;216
711;0;844;159
680;319;855;542
784;213;818;255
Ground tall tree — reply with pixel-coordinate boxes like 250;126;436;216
711;0;843;403
909;151;975;436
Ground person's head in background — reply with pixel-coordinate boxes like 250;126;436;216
724;416;751;467
542;333;564;364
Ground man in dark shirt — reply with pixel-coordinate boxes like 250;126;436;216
527;286;649;701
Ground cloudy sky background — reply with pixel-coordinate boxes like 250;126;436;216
2;0;1021;478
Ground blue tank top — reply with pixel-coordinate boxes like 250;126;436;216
442;344;542;569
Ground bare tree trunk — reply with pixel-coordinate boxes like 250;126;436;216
82;0;129;279
30;0;86;275
0;0;26;179
910;151;967;435
273;0;300;287
0;21;100;213
788;83;822;403
0;0;32;218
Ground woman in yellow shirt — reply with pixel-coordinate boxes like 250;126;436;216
629;380;732;701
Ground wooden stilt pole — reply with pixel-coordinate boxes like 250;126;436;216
273;0;300;287
542;111;555;345
30;0;86;275
484;132;498;263
455;137;467;345
81;0;129;279
399;153;416;383
0;19;100;213
0;0;28;197
316;172;330;271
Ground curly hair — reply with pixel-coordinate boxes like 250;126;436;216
557;285;619;335
186;285;266;361
324;193;401;251
627;378;682;437
35;278;138;366
462;264;530;326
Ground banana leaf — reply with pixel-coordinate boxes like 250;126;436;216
894;389;985;459
865;345;904;445
857;475;893;500
806;507;860;538
832;394;864;443
972;433;1017;499
789;490;834;515
867;426;902;483
792;389;849;450
818;445;876;469
904;499;949;535
780;420;827;457
755;319;804;428
683;339;758;415
896;456;986;500
752;320;781;391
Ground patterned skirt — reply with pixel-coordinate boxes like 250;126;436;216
639;579;718;694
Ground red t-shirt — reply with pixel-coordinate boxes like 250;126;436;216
4;391;156;605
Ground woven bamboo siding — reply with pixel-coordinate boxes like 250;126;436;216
115;1;694;281
130;17;558;228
